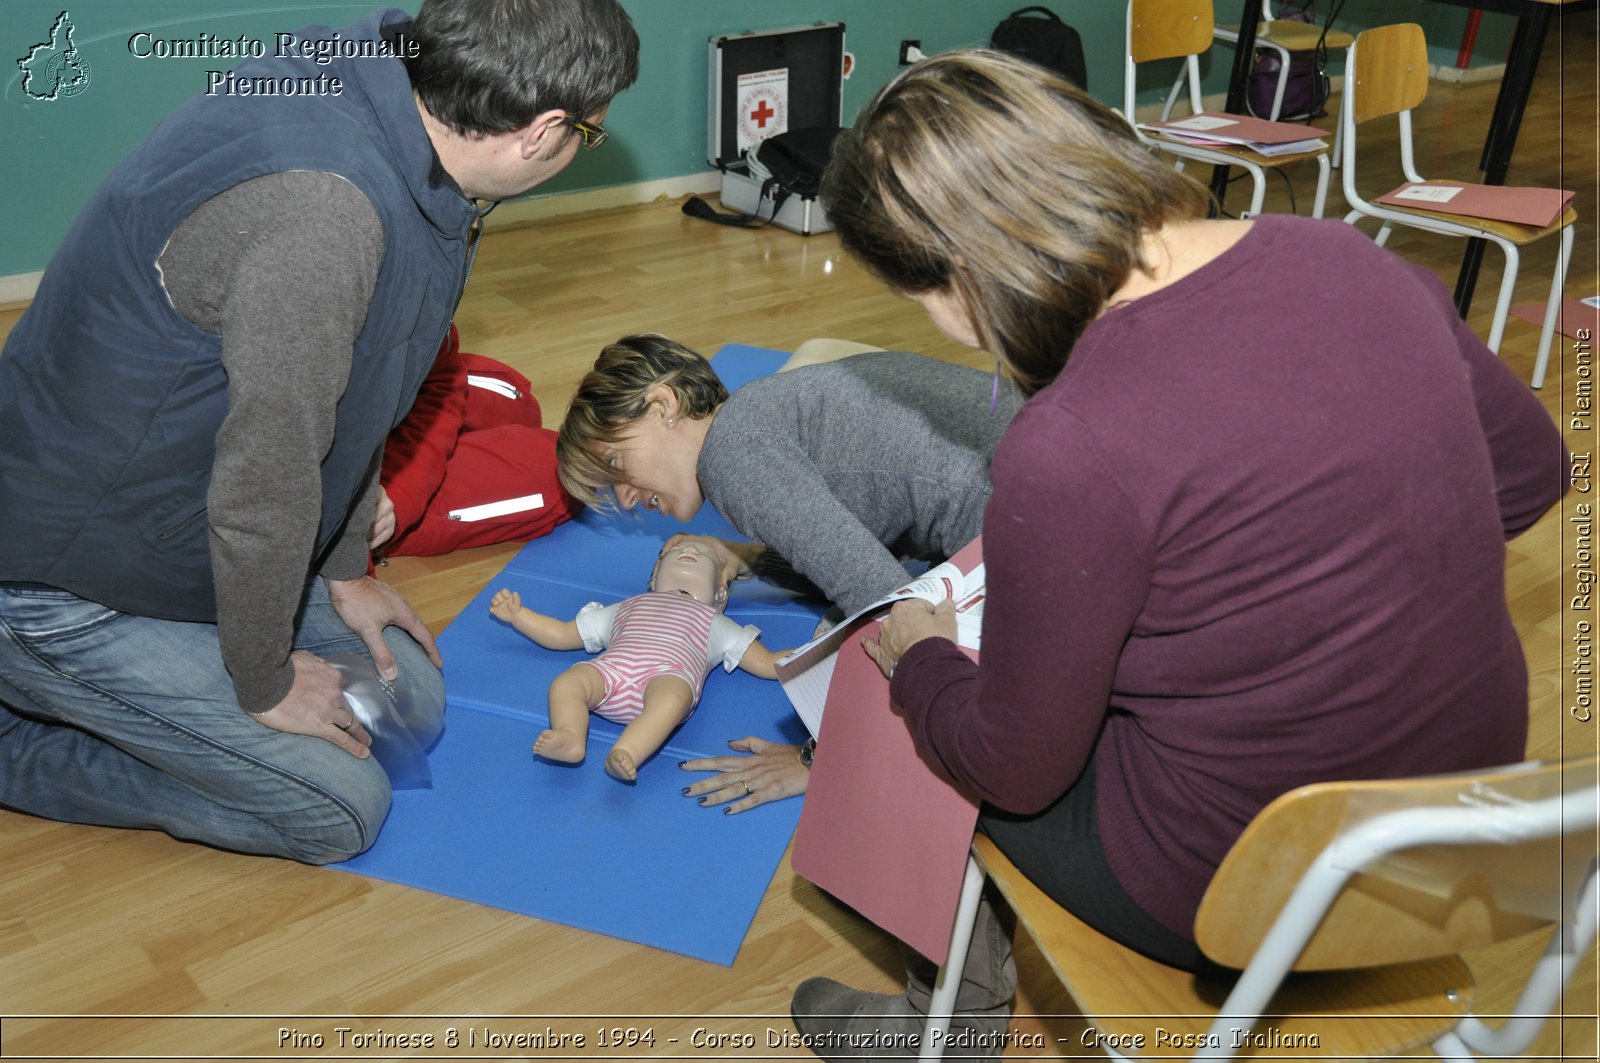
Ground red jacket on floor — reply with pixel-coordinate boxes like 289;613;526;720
380;325;580;556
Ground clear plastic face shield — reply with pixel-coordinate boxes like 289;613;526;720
325;654;445;789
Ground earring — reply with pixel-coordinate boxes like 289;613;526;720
666;417;677;428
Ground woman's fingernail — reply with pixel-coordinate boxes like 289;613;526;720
697;797;707;805
723;807;735;815
681;786;692;795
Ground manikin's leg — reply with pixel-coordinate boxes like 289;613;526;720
534;663;604;763
605;675;694;782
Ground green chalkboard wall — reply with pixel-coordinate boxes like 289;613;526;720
1;0;1510;279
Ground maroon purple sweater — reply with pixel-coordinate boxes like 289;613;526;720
891;215;1565;939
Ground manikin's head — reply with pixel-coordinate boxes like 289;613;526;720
648;536;731;610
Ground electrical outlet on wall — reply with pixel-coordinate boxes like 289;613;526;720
898;39;922;65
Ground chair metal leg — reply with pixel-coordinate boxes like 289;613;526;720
1530;225;1575;389
1450;863;1600;1057
919;853;987;1062
1162;69;1188;122
1425;1030;1480;1063
1484;241;1522;354
1240;161;1268;219
1264;41;1292;120
1309;155;1330;219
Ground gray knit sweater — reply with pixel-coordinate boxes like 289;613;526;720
158;171;385;712
698;352;1022;615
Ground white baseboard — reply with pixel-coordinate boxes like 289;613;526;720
482;171;722;231
1430;62;1506;86
0;270;43;308
0;172;726;307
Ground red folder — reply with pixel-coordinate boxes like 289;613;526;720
1511;297;1600;341
791;627;979;964
1375;182;1573;229
1141;110;1331;146
789;541;985;965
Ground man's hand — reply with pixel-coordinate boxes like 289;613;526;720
368;485;397;551
327;574;441;680
251;650;373;758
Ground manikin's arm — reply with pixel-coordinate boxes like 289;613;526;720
489;588;584;650
734;639;786;681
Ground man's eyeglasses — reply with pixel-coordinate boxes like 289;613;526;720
564;114;608;151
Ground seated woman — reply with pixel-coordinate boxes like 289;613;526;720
781;50;1566;1058
556;334;1023;808
488;536;784;782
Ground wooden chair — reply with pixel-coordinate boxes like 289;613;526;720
1126;0;1331;220
921;755;1600;1061
1162;2;1353;162
1340;22;1576;389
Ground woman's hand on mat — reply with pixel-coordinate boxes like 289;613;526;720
680;736;809;814
863;598;957;680
253;651;373;758
327;575;443;679
369;486;397;551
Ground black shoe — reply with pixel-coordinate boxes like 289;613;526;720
789;976;1009;1061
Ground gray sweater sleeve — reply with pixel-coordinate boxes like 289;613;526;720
700;426;914;615
698;353;1018;616
159;171;383;713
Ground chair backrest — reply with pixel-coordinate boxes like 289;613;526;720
1128;0;1216;63
1195;754;1599;971
1348;22;1429;125
1126;0;1216;122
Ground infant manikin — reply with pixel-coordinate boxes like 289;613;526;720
489;536;782;781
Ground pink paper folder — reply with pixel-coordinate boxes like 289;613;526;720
1375;182;1573;229
1141;110;1330;145
790;541;985;965
1511;298;1599;341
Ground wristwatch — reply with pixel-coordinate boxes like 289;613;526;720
799;737;816;769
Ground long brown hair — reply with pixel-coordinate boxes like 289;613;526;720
822;49;1211;393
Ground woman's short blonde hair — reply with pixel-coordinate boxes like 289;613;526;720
556;334;728;508
821;49;1212;393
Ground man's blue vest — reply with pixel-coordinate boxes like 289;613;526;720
0;10;479;621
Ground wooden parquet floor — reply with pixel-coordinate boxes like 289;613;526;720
1;19;1595;1060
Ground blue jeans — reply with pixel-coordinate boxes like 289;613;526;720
0;578;444;864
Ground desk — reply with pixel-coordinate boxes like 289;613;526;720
1424;0;1594;315
1216;0;1593;314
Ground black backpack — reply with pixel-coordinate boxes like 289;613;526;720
990;6;1087;90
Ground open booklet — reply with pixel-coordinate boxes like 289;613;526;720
776;557;985;736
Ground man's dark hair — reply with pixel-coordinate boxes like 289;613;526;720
406;0;640;137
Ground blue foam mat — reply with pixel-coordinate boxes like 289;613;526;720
336;345;821;964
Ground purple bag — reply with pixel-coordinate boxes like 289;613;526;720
1247;2;1331;121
